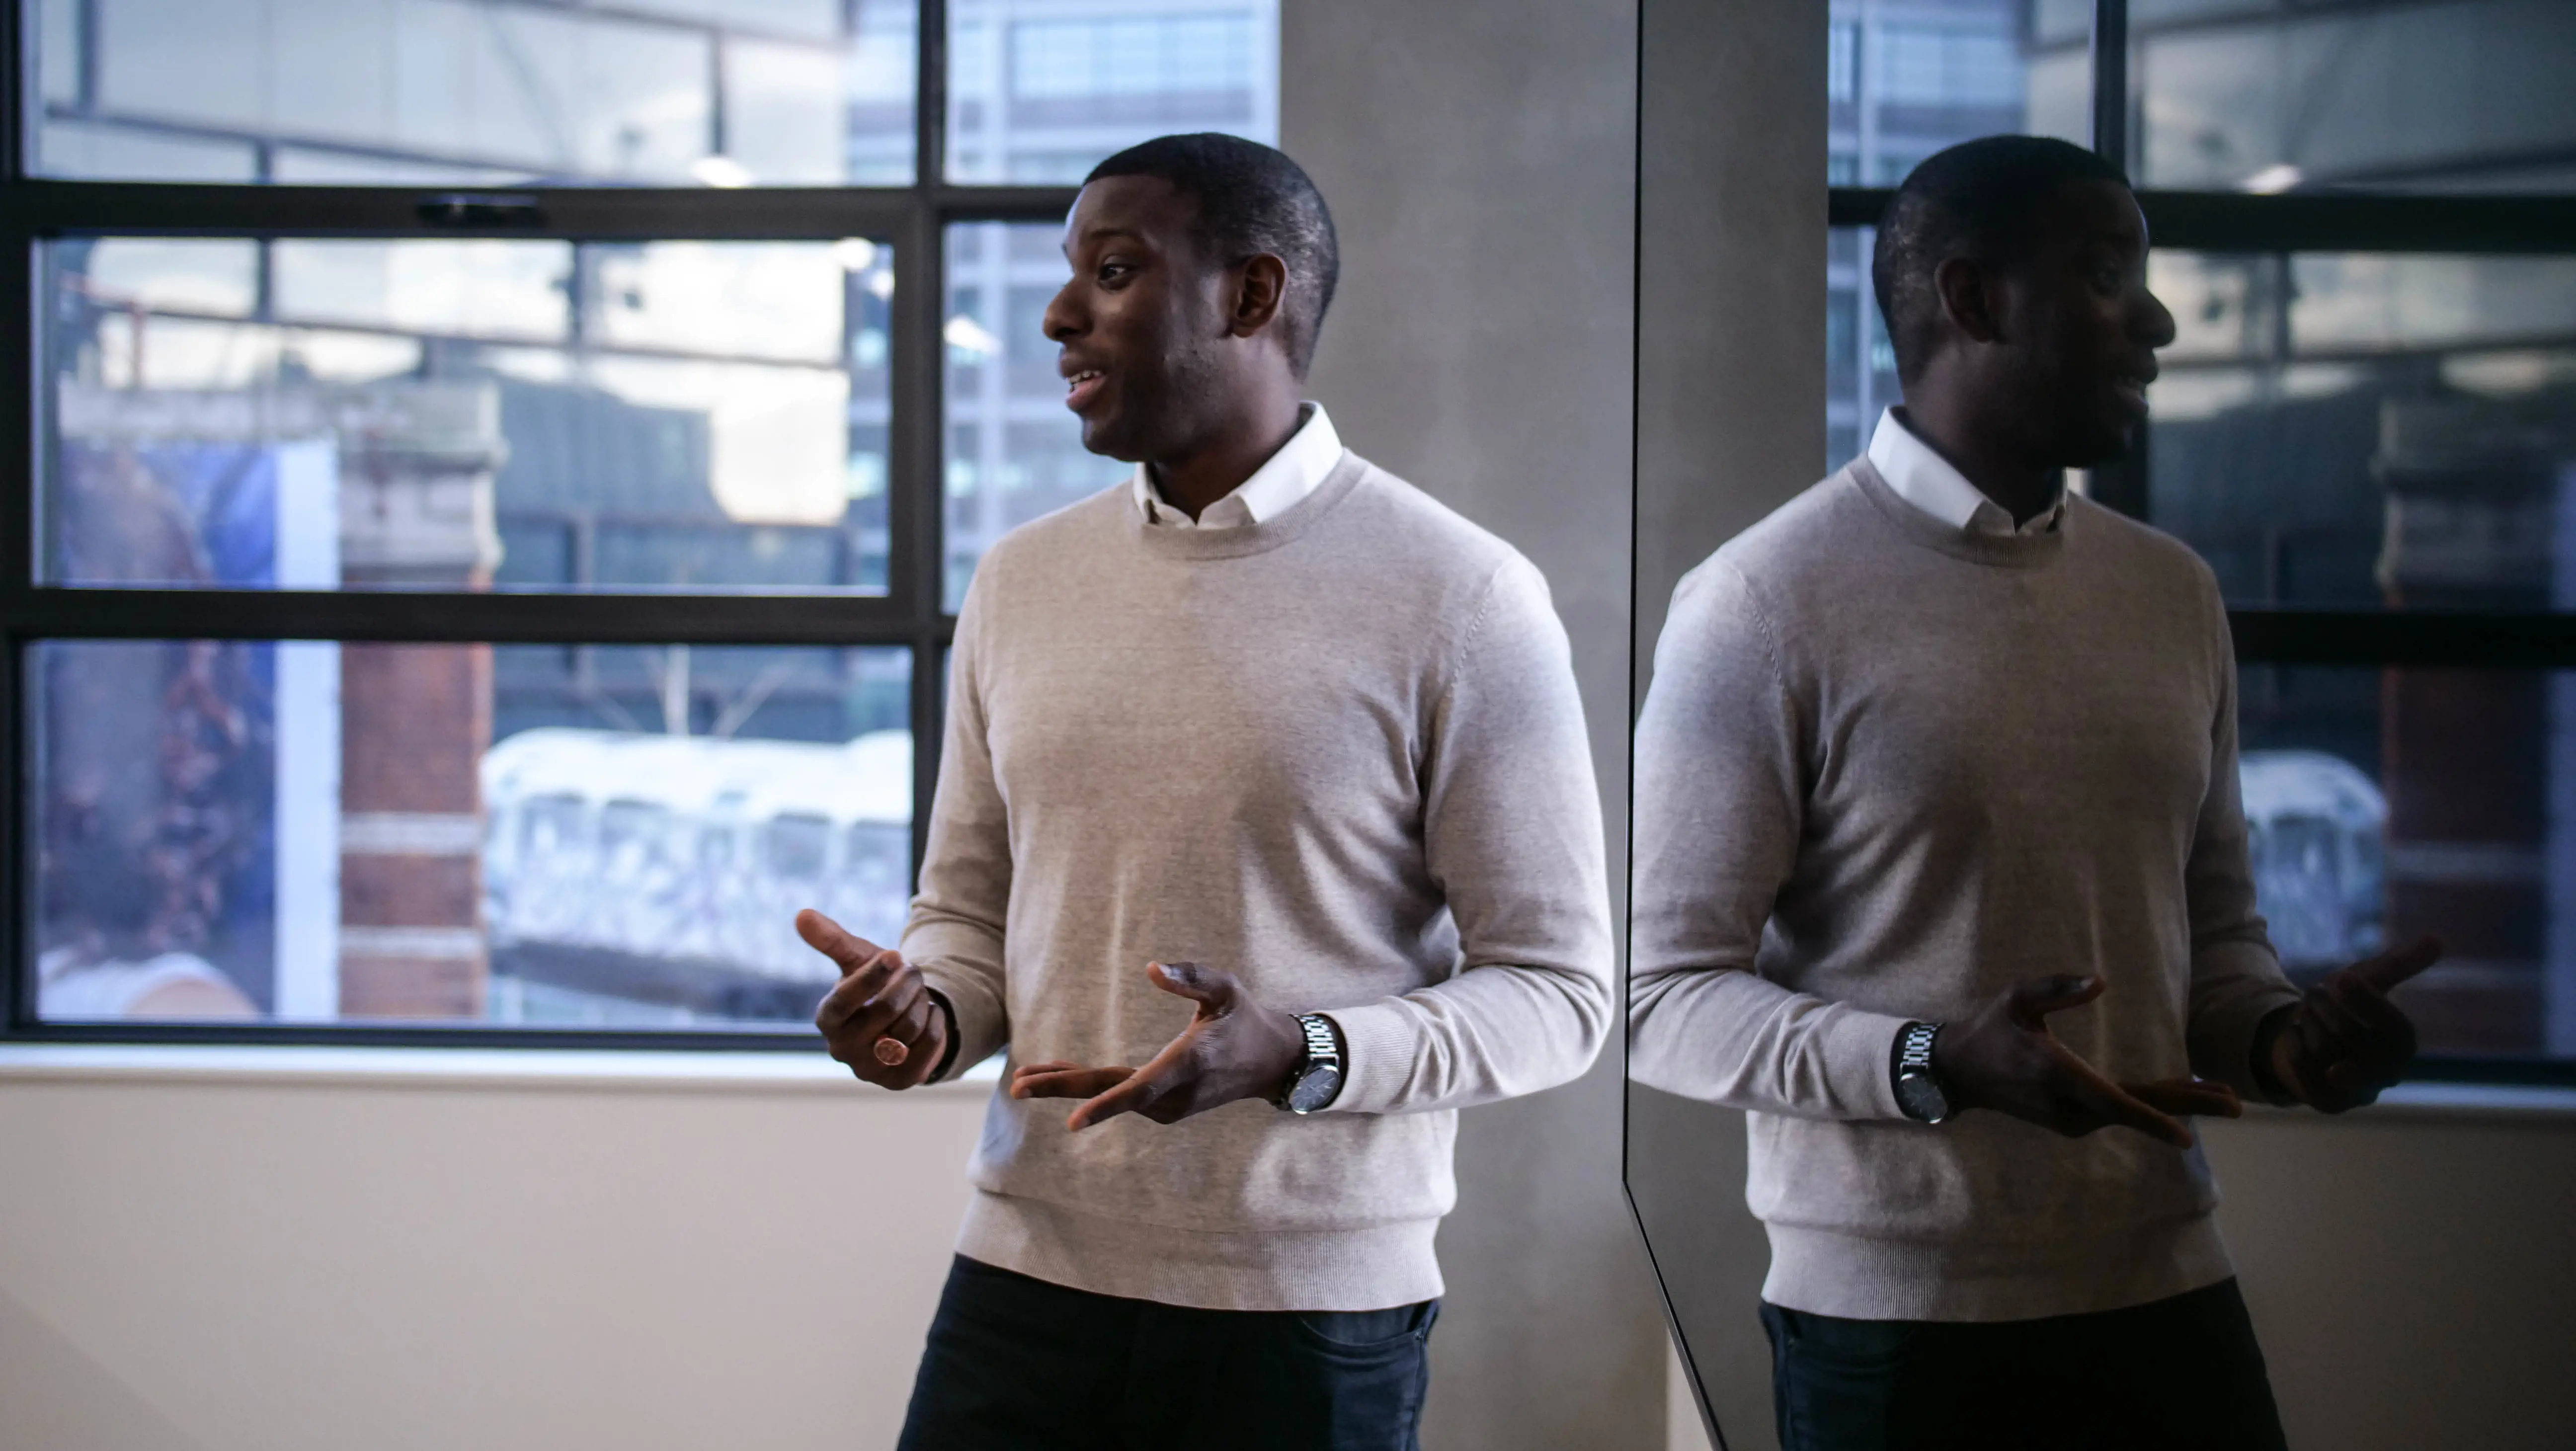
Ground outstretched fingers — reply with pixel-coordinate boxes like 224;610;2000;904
2057;1051;2194;1148
1065;1031;1202;1131
796;908;887;975
2351;936;2442;995
1010;1062;1135;1100
813;947;905;1034
2121;1078;2243;1121
1147;960;1238;1012
2007;974;2105;1032
869;974;936;1065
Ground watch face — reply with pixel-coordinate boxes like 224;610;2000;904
1895;1069;1950;1124
1288;1063;1343;1115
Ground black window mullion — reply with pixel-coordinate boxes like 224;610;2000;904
0;588;923;646
2083;0;2153;517
1;240;28;597
2091;0;2129;175
1828;187;2576;255
2232;611;2576;670
902;0;950;887
933;186;1084;222
4;1;30;1034
897;195;946;887
0;182;927;242
17;1019;819;1051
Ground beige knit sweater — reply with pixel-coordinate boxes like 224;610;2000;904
906;451;1614;1312
1629;459;2300;1322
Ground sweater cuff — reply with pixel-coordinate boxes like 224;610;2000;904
2244;1003;2305;1107
1830;1008;1916;1121
2186;946;2304;1099
1315;1001;1419;1116
921;988;964;1082
911;963;1006;1081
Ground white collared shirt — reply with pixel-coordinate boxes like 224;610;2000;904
1133;403;1343;529
1866;408;2066;537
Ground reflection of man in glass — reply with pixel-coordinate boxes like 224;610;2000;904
800;133;1613;1450
1629;137;2438;1451
40;639;261;1021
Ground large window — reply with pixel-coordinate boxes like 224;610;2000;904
3;0;1278;1045
1829;0;2576;1081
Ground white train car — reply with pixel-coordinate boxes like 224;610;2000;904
481;728;913;1020
2239;748;2388;974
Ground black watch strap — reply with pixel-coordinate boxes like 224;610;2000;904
1892;1020;1950;1124
1282;1013;1345;1112
1894;1021;1939;1077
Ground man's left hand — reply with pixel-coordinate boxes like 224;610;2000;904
1009;962;1307;1130
2265;936;2441;1113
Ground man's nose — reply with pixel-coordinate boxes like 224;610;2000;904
2136;285;2177;350
1042;281;1083;342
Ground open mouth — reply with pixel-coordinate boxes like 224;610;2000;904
1064;368;1106;412
2112;375;2153;416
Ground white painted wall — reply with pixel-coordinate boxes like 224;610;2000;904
0;1055;986;1451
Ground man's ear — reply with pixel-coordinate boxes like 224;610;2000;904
1227;253;1288;340
1932;255;2006;347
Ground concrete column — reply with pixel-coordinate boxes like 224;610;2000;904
1283;1;1658;1446
1626;2;1828;1449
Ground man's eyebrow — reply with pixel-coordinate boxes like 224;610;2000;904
1067;226;1149;251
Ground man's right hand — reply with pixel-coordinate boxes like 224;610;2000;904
802;908;948;1089
1930;975;2242;1149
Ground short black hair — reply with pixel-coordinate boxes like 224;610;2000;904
1873;135;2132;383
1086;133;1340;378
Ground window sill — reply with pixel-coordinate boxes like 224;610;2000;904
0;1043;1004;1095
2238;1080;2576;1123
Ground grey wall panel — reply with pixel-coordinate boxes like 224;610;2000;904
1628;3;1828;1448
1283;1;1661;1447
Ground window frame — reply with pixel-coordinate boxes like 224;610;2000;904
1832;0;2576;1087
0;0;1089;1050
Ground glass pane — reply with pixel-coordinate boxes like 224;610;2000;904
28;0;919;186
30;639;912;1029
44;237;897;593
1830;0;2087;188
2239;664;2576;1062
946;0;1279;184
1824;226;1899;476
2134;0;2576;192
942;220;1130;610
2145;251;2576;610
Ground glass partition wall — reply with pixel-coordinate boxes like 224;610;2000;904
1636;2;2576;1447
1;0;1279;1044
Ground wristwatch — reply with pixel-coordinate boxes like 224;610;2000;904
1892;1020;1952;1125
1280;1013;1345;1114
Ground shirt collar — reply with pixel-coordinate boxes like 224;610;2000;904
1866;408;2065;538
1134;403;1343;529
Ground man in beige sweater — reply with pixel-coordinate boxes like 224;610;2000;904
801;134;1612;1451
1630;136;2437;1451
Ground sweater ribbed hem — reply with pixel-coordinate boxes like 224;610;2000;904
1760;1213;2237;1322
955;1188;1445;1312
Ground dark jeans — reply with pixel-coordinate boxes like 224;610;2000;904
1762;1278;2288;1451
897;1255;1439;1451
